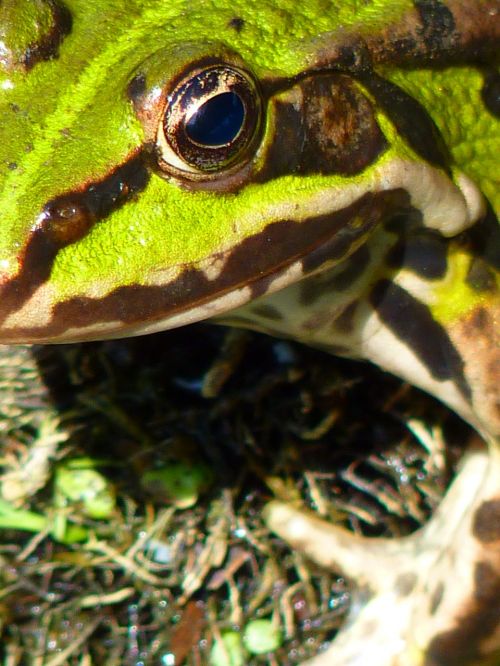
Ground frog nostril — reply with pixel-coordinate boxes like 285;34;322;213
185;91;245;147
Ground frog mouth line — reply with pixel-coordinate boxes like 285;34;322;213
0;189;409;343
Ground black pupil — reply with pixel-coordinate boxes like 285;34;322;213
186;92;244;146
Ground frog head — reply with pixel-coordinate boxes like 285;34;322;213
0;0;491;346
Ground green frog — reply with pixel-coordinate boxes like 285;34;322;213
0;0;499;663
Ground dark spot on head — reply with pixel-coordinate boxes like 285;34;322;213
481;70;500;118
394;572;418;597
429;581;444;615
43;198;94;245
228;17;245;32
472;500;500;544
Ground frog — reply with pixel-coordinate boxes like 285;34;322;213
0;0;499;663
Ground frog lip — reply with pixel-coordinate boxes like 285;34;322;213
0;189;407;344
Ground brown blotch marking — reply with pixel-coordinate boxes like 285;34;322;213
300;75;387;175
394;572;418;597
251;304;284;322
472;500;500;544
257;73;387;181
310;1;499;77
450;300;500;435
429;581;444;615
425;561;500;665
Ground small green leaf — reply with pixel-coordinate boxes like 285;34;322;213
243;619;282;655
210;630;246;666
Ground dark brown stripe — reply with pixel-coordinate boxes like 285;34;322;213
1;190;407;341
42;153;149;246
250;190;409;302
22;1;72;70
358;74;451;171
0;153;149;324
369;279;470;397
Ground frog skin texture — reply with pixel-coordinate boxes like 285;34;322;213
0;1;499;664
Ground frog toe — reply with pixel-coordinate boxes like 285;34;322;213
265;444;500;665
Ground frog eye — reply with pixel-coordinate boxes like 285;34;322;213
157;64;261;178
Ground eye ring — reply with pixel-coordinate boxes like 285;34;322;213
157;63;262;178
